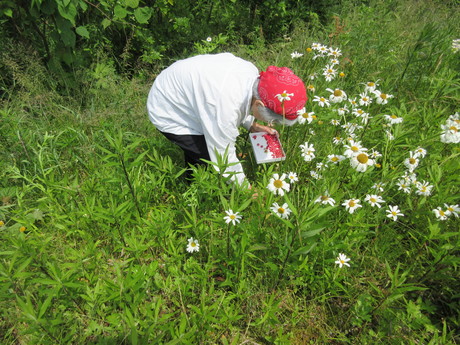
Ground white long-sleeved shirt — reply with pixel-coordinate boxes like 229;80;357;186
147;53;258;185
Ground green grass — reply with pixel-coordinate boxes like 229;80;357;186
1;0;460;344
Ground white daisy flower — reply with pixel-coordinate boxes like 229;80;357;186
343;140;367;158
310;170;322;180
328;47;342;58
335;253;351;268
287;172;299;183
266;173;290;196
315;192;336;206
224;209;242;225
396;179;412;194
433;207;449;220
329;58;340;65
363;81;379;93
323;64;337;77
372;182;386;192
365;194;385;208
330;119;341;126
291;51;304;59
270;202;292;219
350;152;374;172
342;198;362;214
275;91;294;102
326;88;347;103
352;108;368;118
313;95;330;107
306;84;316;93
415;181;433;196
369;149;382;160
297;110;316;124
445;204;459;217
413;147;427;159
186;237;200;253
373;90;393;105
206;37;212;42
386;205;404;221
440;121;460;143
348;98;358;108
384;114;403;125
327;154;345;164
404;152;419;172
332;136;343;145
336;105;349;116
359;92;373;106
311;42;322;50
401;171;417;183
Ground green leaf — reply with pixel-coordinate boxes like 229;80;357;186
114;5;128;19
292;243;317;256
102;18;111;29
76;26;90;39
57;1;77;26
124;0;139;8
134;7;152;24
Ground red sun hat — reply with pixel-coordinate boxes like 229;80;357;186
258;66;307;120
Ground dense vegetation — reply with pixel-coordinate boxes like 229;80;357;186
1;0;459;344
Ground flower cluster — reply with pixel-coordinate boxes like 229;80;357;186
440;113;460;143
432;204;459;221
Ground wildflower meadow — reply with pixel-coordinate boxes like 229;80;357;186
1;0;459;344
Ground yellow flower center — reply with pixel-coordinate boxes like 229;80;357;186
357;109;364;115
368;82;375;87
321;195;329;201
191;242;197;247
409;158;416;164
348;200;355;207
278;208;285;214
331;157;339;162
302;113;309;118
308;85;314;90
281;92;287;97
380;93;387;99
273;180;283;188
391;115;398;119
447;207;454;212
449;126;458;132
370;197;376;203
339;72;345;77
333;89;343;97
351;146;359;152
320;97;326;102
230;215;236;220
327;69;333;73
19;226;26;232
306;47;312;52
420;186;427;192
391;211;397;216
439;210;445;216
357;153;368;164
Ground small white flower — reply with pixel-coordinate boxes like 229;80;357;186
359;92;373;106
384;114;403;125
266;173;290;196
335;253;351;268
363;81;379;93
343;140;367;158
300;142;316;162
342;199;362;214
433;207;449;220
291;51;304;59
404;152;419;172
313;95;330;107
275;90;294;102
310;170;321;180
297;109;316;124
396;179;411;194
350;152;374;172
326;88;347;103
270;202;292;219
224;209;242;225
328;47;342;58
186;237;200;253
440;121;460;144
372;182;386;192
349;98;358;108
386;205;404;221
206;36;212;42
336;105;349;116
445;204;459;217
413;147;427;159
287;172;298;183
415;181;433;196
315;193;336;206
365;194;385;208
330;119;341;126
373;90;393;105
327;154;345;164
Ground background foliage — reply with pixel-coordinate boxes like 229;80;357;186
1;0;460;344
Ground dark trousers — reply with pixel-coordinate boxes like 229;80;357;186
160;131;211;171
